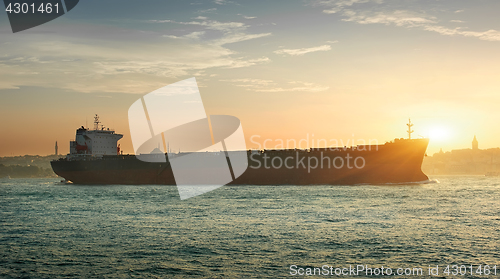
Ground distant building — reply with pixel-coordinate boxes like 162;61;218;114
472;135;479;150
55;141;58;156
422;135;500;175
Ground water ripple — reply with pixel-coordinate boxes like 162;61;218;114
0;176;499;278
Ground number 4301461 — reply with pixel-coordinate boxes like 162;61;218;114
443;265;497;276
5;2;60;14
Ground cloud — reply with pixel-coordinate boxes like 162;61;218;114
316;0;384;14
237;13;257;19
222;79;329;92
198;8;217;13
214;0;233;4
274;45;332;56
341;10;436;27
343;10;500;41
0;17;273;93
150;19;246;32
222;78;274;85
0;22;271;94
225;57;271;68
423;26;500;41
163;31;206;40
0;84;20;90
154;18;272;45
314;0;500;42
213;32;272;45
184;31;206;39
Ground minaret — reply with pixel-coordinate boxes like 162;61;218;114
472;135;478;150
406;118;414;139
55;141;58;155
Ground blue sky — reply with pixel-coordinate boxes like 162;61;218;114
1;0;500;155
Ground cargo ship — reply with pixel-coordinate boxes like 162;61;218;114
51;116;429;185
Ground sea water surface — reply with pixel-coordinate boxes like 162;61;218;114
1;176;499;278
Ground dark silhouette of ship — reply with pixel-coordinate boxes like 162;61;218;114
51;116;429;185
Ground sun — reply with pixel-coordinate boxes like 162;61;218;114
427;126;452;142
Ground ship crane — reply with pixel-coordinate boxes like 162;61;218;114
407;118;414;139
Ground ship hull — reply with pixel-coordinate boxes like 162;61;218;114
51;139;429;185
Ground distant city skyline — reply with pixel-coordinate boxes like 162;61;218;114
2;0;500;156
1;130;493;158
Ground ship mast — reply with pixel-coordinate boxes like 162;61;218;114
94;114;100;130
406;118;414;139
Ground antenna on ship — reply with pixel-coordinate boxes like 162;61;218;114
406;118;414;139
94;114;100;130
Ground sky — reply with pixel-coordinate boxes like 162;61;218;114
1;0;500;156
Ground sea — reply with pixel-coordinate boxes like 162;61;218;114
0;176;499;278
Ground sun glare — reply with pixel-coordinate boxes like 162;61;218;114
428;126;452;142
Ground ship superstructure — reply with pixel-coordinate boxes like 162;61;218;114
69;115;123;159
